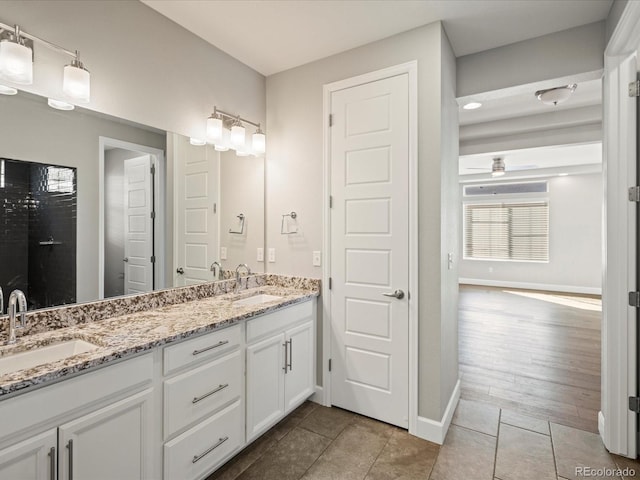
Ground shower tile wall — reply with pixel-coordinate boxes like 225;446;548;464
0;158;77;311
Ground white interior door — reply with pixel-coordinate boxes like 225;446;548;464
330;73;410;428
124;155;153;295
174;135;219;286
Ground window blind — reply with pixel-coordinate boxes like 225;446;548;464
464;202;549;262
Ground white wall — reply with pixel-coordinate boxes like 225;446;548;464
266;22;459;422
459;172;603;294
0;93;165;303
0;1;265;145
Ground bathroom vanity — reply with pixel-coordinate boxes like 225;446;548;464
0;274;318;480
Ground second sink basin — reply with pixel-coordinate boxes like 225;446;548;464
0;339;100;376
232;294;283;307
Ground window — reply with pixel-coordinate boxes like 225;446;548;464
464;202;549;262
46;166;75;193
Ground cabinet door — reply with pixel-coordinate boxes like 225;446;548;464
246;333;285;441
0;429;57;480
58;389;153;480
284;321;315;413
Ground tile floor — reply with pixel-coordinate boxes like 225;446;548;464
208;399;640;480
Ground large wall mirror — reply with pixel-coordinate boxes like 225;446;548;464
0;91;265;312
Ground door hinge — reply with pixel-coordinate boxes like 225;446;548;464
213;203;217;214
629;80;640;97
629;291;640;307
151;255;156;264
329;196;333;208
328;359;332;372
329;114;333;127
328;277;332;290
629;186;640;202
151;210;156;219
630;396;640;413
150;164;156;175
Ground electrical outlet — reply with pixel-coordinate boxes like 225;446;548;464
447;253;453;270
313;251;321;267
220;247;227;260
268;248;276;263
257;247;264;262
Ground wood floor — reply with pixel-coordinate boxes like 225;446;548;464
459;285;602;433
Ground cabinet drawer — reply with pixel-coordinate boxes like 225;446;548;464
164;350;242;438
246;300;313;343
164;399;243;480
164;325;241;375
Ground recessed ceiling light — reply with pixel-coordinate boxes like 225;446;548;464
47;98;74;111
189;138;206;146
463;102;482;110
0;84;17;95
535;84;577;106
558;173;569;176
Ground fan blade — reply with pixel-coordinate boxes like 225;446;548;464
507;164;537;171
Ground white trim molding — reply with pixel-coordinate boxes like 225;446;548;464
459;278;602;296
601;0;640;458
321;61;419;428
309;386;324;405
415;379;461;445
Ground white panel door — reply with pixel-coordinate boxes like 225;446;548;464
124;155;153;295
284;321;315;414
330;74;409;428
174;136;219;286
0;429;57;480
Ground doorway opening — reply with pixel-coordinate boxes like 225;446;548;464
99;137;165;299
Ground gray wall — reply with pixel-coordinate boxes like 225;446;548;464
265;22;459;421
0;93;165;303
0;1;265;145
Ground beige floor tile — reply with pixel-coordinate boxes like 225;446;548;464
302;418;391;480
452;398;500;436
500;409;550;435
207;431;278;480
365;429;439;480
495;423;556;480
237;427;330;480
551;422;619;480
611;454;640;479
299;405;355;439
429;425;497;480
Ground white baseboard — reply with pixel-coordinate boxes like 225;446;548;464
309;385;325;405
413;379;460;445
459;278;602;296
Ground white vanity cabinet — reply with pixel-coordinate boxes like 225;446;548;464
246;300;315;442
0;354;154;480
162;324;244;480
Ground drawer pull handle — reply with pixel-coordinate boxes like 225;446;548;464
48;446;56;480
192;436;229;464
192;383;229;404
67;440;74;480
193;340;229;356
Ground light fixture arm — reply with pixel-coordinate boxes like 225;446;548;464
211;106;261;129
0;22;79;60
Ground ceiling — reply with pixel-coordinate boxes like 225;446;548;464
141;0;613;76
459;143;602;176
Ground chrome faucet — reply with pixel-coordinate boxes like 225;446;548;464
210;261;224;280
234;264;251;294
6;290;27;345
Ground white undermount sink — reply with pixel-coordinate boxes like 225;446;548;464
232;294;283;307
0;339;100;376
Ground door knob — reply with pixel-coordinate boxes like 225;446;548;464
123;257;129;263
382;289;405;299
176;267;185;275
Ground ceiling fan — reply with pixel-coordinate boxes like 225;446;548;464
465;157;537;177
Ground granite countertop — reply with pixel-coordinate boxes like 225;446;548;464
0;283;318;397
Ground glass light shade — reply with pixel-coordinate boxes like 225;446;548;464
235;139;251;157
214;128;231;152
63;64;90;103
189;138;206;146
252;131;266;154
47;98;74;111
0;40;33;85
0;84;17;95
206;116;223;143
230;124;245;150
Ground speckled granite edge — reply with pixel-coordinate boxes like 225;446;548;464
0;274;319;342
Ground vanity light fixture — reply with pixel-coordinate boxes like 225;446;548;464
0;84;17;95
47;98;74;111
206;106;265;157
0;22;91;102
189;137;206;146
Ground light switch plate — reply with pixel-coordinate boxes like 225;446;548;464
312;251;321;266
257;247;264;262
268;248;276;263
220;247;227;260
